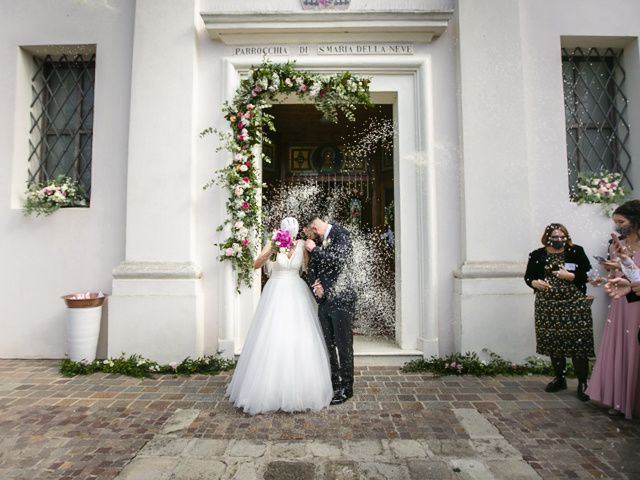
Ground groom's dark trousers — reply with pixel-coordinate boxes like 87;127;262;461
307;223;356;393
318;300;355;391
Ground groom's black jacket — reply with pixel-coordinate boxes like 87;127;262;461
307;224;356;306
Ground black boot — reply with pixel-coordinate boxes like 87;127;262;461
573;356;590;401
546;356;567;392
545;377;567;392
577;382;590;402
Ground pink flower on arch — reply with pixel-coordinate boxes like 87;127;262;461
241;202;249;210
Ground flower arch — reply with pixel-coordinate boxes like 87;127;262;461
203;61;372;291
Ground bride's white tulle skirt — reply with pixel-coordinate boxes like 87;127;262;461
226;273;333;415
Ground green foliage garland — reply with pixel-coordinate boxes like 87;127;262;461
402;350;585;377
202;61;372;291
60;353;235;378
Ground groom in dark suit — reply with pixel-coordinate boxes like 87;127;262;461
304;215;356;405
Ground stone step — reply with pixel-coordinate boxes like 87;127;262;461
354;351;423;367
234;336;424;367
353;335;423;367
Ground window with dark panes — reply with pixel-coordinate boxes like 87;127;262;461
27;54;95;198
562;47;631;191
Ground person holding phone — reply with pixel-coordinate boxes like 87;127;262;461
524;223;594;401
587;199;640;419
602;231;640;305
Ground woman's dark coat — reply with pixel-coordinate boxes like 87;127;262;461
524;245;591;295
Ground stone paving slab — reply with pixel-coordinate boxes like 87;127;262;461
0;360;639;479
115;434;541;480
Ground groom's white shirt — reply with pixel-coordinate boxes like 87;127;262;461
324;224;332;242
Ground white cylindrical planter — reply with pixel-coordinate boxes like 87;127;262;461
63;293;105;362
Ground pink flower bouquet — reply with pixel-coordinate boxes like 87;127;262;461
268;229;294;261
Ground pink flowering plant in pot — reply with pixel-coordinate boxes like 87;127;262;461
571;170;629;215
23;175;88;216
201;60;372;291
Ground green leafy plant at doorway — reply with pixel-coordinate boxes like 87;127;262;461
402;350;587;378
201;61;372;291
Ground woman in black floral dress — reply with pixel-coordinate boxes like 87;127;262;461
524;223;594;401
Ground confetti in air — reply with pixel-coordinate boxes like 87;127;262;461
342;117;395;172
263;181;396;338
261;107;398;337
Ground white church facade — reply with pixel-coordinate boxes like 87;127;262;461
1;0;639;364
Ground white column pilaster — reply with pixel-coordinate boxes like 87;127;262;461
108;0;204;363
454;0;535;360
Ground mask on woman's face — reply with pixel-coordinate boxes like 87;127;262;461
549;239;566;250
615;224;633;238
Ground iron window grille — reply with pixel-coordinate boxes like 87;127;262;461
562;47;631;191
27;53;95;198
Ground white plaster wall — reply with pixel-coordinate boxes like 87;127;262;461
519;0;640;351
194;12;231;357
106;0;207;364
454;0;640;360
124;0;198;262
423;18;461;356
0;0;134;358
4;0;635;362
454;0;534;361
457;0;532;263
195;0;460;358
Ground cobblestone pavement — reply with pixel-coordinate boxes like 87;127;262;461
1;360;639;479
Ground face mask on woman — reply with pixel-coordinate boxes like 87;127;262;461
615;224;634;238
549;239;566;250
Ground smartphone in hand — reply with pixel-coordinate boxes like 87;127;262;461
593;255;607;263
611;233;625;257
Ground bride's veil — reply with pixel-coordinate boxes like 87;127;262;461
280;216;299;238
264;216;299;277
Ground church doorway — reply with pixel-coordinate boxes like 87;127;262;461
261;103;396;339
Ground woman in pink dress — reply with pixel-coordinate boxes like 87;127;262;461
587;200;640;419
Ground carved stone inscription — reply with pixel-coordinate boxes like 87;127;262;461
233;44;414;56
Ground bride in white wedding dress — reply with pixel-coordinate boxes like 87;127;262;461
226;217;333;415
